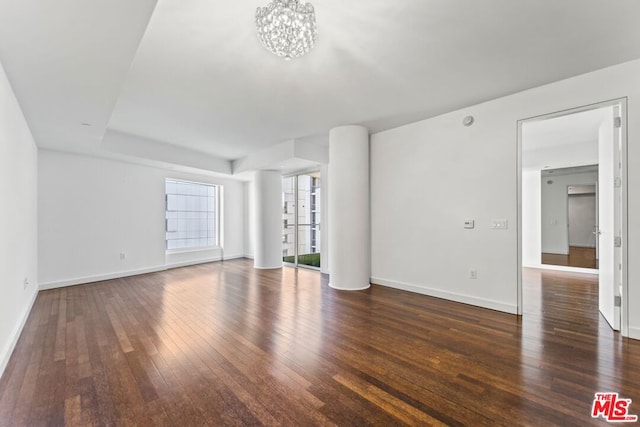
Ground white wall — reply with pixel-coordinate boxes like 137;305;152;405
568;194;596;247
38;150;245;288
244;179;255;258
252;170;282;269
371;58;640;333
0;60;39;377
522;170;541;268
541;171;597;254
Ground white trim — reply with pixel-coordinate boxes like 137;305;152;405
371;277;517;314
0;289;38;379
243;254;255;259
629;327;640;341
39;265;168;290
165;246;221;255
517;98;629;335
165;257;222;270
524;264;599;275
220;253;246;261
38;256;249;291
329;283;371;291
254;265;283;270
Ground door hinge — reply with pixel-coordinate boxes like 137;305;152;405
614;117;622;128
614;177;622;188
614;236;622;248
614;295;622;307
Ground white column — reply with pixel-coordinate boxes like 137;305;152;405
328;125;370;290
253;170;282;269
320;164;330;275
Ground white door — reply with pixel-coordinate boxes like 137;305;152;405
597;106;621;331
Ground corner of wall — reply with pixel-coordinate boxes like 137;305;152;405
0;288;38;379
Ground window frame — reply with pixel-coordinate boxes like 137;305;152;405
165;178;221;253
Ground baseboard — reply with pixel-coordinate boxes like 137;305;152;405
532;264;599;275
329;283;371;291
39;265;168;290
165;257;222;270
243;254;254;259
221;253;245;261
629;327;640;341
166;254;246;269
370;277;518;314
0;288;38;379
39;256;251;291
523;263;543;269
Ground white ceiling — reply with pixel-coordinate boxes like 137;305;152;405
1;0;640;174
522;106;611;170
523;108;611;151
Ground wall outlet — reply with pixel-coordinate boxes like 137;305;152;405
469;269;477;279
23;277;29;289
120;252;126;260
491;219;508;230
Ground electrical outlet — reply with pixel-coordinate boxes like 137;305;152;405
491;219;508;230
469;269;477;279
23;277;29;289
120;252;126;260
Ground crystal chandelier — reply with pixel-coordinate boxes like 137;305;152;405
255;0;318;60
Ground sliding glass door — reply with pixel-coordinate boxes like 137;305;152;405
282;172;321;268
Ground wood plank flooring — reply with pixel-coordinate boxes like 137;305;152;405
1;259;639;426
542;246;598;269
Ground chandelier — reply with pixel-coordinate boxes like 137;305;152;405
255;0;318;60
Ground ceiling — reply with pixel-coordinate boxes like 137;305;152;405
522;106;611;170
1;0;640;177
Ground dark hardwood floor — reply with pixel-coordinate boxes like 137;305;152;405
1;259;639;426
542;246;598;269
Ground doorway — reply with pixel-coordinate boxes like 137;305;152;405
518;99;628;335
540;167;598;269
282;171;321;269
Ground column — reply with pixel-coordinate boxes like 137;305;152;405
253;170;282;269
320;164;330;275
328;125;370;290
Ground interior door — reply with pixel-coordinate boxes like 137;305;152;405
598;106;621;330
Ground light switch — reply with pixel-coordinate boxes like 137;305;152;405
464;220;475;229
491;219;508;230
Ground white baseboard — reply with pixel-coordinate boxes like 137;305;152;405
221;253;246;261
629;327;640;341
526;264;599;275
39;256;251;291
370;277;518;314
39;265;167;290
165;257;222;270
329;283;371;291
0;288;38;379
166;254;247;269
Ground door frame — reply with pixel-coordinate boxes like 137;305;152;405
516;97;628;337
282;169;322;271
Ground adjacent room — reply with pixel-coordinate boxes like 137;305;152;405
2;0;640;425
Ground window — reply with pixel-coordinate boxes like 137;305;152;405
165;179;218;250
